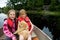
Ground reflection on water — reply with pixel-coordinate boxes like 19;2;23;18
42;26;53;39
0;13;7;28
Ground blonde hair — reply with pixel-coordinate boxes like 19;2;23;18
8;9;16;15
19;9;27;15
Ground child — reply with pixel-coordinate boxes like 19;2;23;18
3;9;17;40
14;9;33;40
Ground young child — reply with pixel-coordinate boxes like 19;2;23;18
3;9;17;40
14;9;33;40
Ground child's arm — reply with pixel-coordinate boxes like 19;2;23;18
14;21;20;34
29;20;34;34
3;20;16;38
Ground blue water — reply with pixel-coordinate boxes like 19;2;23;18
0;13;7;28
42;26;53;39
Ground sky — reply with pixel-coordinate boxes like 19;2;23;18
0;0;7;8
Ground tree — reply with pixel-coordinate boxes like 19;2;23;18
6;0;44;10
3;6;12;14
0;8;3;13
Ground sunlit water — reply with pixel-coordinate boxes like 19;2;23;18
42;26;53;39
0;13;7;28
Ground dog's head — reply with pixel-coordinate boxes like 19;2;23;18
19;21;28;29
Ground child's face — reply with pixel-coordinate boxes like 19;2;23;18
20;13;26;18
9;11;15;20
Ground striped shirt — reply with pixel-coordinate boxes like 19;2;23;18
3;20;16;38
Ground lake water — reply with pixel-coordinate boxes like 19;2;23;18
0;13;7;28
42;26;53;39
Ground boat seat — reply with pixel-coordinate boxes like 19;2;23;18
0;32;39;40
32;32;39;40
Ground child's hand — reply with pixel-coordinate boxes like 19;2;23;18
12;36;17;40
29;31;32;34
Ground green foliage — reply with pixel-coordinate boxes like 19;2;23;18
3;6;12;14
27;11;60;30
8;0;44;10
49;0;60;11
3;0;60;12
49;5;60;11
0;8;3;13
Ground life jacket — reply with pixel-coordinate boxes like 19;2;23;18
17;16;31;31
4;18;17;33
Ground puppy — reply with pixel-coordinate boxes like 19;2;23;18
14;21;29;40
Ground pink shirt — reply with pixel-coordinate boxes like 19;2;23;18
3;20;15;38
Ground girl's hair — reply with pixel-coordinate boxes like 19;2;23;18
19;9;27;15
8;9;16;15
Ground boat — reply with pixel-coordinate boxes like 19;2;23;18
32;25;52;40
0;25;52;40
